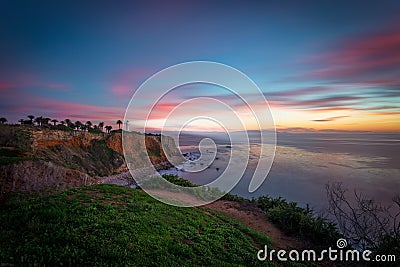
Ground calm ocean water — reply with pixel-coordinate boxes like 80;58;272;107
161;132;400;210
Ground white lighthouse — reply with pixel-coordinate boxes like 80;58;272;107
125;120;129;132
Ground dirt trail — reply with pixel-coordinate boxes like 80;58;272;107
205;200;306;250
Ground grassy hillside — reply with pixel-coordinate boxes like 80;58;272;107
0;184;277;266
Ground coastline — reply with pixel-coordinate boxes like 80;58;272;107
100;151;202;189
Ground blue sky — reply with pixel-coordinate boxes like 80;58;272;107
1;0;399;131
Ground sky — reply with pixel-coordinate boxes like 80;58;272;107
0;0;399;132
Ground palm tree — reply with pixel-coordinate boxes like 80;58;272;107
65;119;73;129
27;115;35;123
105;125;112;133
51;119;58;126
75;121;83;131
34;116;43;126
116;120;123;129
86;121;92;131
18;119;25;125
42;118;51;125
98;122;104;132
0;117;8;124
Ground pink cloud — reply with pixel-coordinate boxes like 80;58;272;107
3;89;124;124
111;85;134;99
267;95;361;111
37;98;123;121
268;24;400;115
305;24;400;82
147;101;182;120
0;81;15;91
108;67;155;100
0;73;69;92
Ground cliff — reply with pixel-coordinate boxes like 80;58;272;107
0;125;180;197
0;160;97;194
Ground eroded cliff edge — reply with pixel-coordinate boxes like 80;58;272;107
0;125;181;197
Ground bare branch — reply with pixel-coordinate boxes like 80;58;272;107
326;182;399;250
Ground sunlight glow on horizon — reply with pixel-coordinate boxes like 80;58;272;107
1;1;399;133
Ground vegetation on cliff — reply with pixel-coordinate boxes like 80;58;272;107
0;184;276;266
10;115;120;133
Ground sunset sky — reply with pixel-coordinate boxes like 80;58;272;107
1;1;399;132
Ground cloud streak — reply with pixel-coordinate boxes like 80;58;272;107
305;24;400;83
108;67;156;100
1;90;124;124
311;116;350;122
0;73;69;92
270;23;400;120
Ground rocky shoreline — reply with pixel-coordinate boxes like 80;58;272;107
99;171;134;187
100;151;201;189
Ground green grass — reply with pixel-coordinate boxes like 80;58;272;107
204;208;272;248
162;174;197;187
0;184;276;266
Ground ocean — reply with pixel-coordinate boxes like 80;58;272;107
160;131;400;211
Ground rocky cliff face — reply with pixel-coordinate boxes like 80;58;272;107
0;160;98;196
34;133;126;177
31;129;104;150
0;125;181;197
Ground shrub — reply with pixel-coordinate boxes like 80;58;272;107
256;196;341;247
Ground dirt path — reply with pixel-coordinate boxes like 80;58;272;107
205;200;306;251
